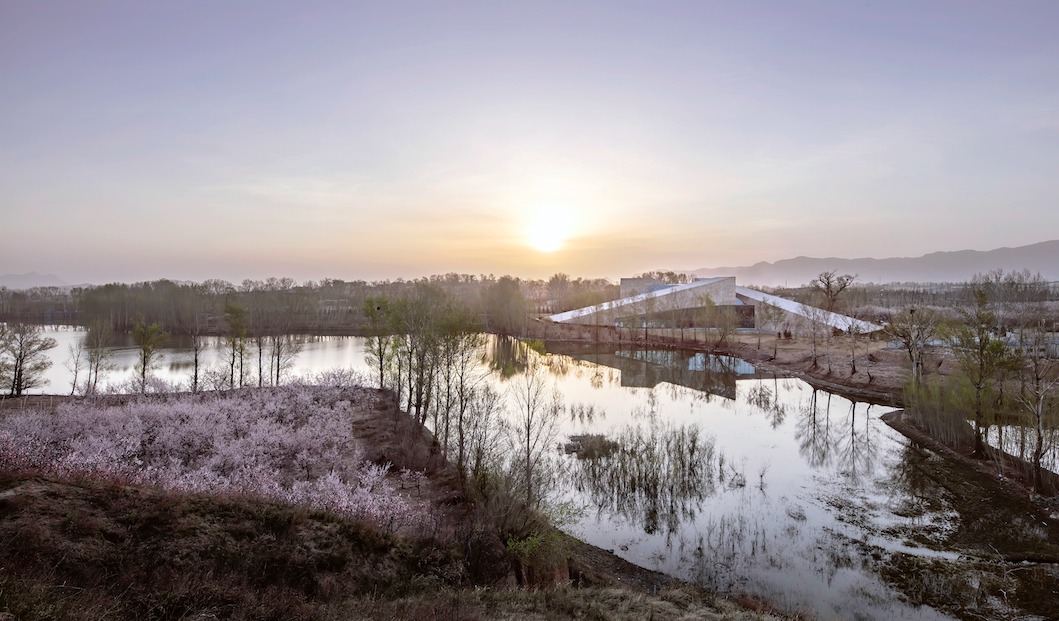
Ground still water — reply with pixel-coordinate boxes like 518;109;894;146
534;342;954;620
30;328;955;619
32;326;372;393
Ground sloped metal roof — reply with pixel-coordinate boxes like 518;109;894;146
735;286;882;333
546;277;728;323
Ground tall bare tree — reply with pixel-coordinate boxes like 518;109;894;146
1;323;58;396
799;303;829;368
223;303;248;388
508;359;563;508
756;302;786;358
1015;316;1058;494
885;306;940;385
65;338;87;395
187;285;207;393
83;320;115;395
132;318;169;394
363;296;393;390
812;271;857;313
844;308;865;375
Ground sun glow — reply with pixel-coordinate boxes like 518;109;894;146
524;205;571;253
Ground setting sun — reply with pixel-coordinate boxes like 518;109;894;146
524;205;572;253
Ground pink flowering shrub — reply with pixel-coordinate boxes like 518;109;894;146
0;384;422;533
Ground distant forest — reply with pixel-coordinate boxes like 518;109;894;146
0;274;617;335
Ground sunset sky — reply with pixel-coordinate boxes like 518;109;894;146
3;1;1058;285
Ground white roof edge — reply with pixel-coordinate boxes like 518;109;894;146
546;277;730;322
735;286;883;333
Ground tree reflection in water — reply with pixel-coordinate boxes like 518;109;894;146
796;389;835;469
835;401;880;482
566;422;719;537
485;335;537;378
746;379;788;429
793;389;880;480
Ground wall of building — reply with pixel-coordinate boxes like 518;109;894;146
559;277;737;325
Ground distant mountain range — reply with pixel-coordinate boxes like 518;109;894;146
0;274;200;290
691;240;1059;287
0;272;69;290
5;240;1056;290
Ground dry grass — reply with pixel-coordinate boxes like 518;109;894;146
0;471;786;621
0;471;462;621
340;584;786;621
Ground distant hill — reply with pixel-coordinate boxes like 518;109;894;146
691;240;1059;287
0;272;69;290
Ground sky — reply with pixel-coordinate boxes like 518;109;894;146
2;1;1058;285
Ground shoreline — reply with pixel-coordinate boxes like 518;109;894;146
538;330;1057;500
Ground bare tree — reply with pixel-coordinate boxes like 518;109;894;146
466;384;506;485
507;359;563;508
799;304;829;368
268;334;303;386
812;271;857;313
223;303;248;388
696;293;718;351
844;308;865;375
1;323;58;396
430;300;483;471
84;320;115;395
713;305;739;350
132;318;169;394
65;338;87;395
1016;318;1058;494
756;302;786;359
885;306;940;385
363;296;393;390
642;294;658;343
1011;285;1059;494
267;278;304;386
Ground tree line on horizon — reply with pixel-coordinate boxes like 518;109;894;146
0;273;618;334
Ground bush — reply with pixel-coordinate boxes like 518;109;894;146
0;385;424;534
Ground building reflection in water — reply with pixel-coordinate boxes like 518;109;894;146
543;342;756;401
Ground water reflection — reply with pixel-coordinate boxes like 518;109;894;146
746;380;788;429
794;390;881;481
484;335;535;378
566;423;718;537
550;356;956;619
544;342;755;400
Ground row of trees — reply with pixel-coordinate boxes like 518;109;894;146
745;269;1056;495
893;271;1058;493
358;282;577;577
0;272;614;336
361;282;569;522
6;305;308;397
